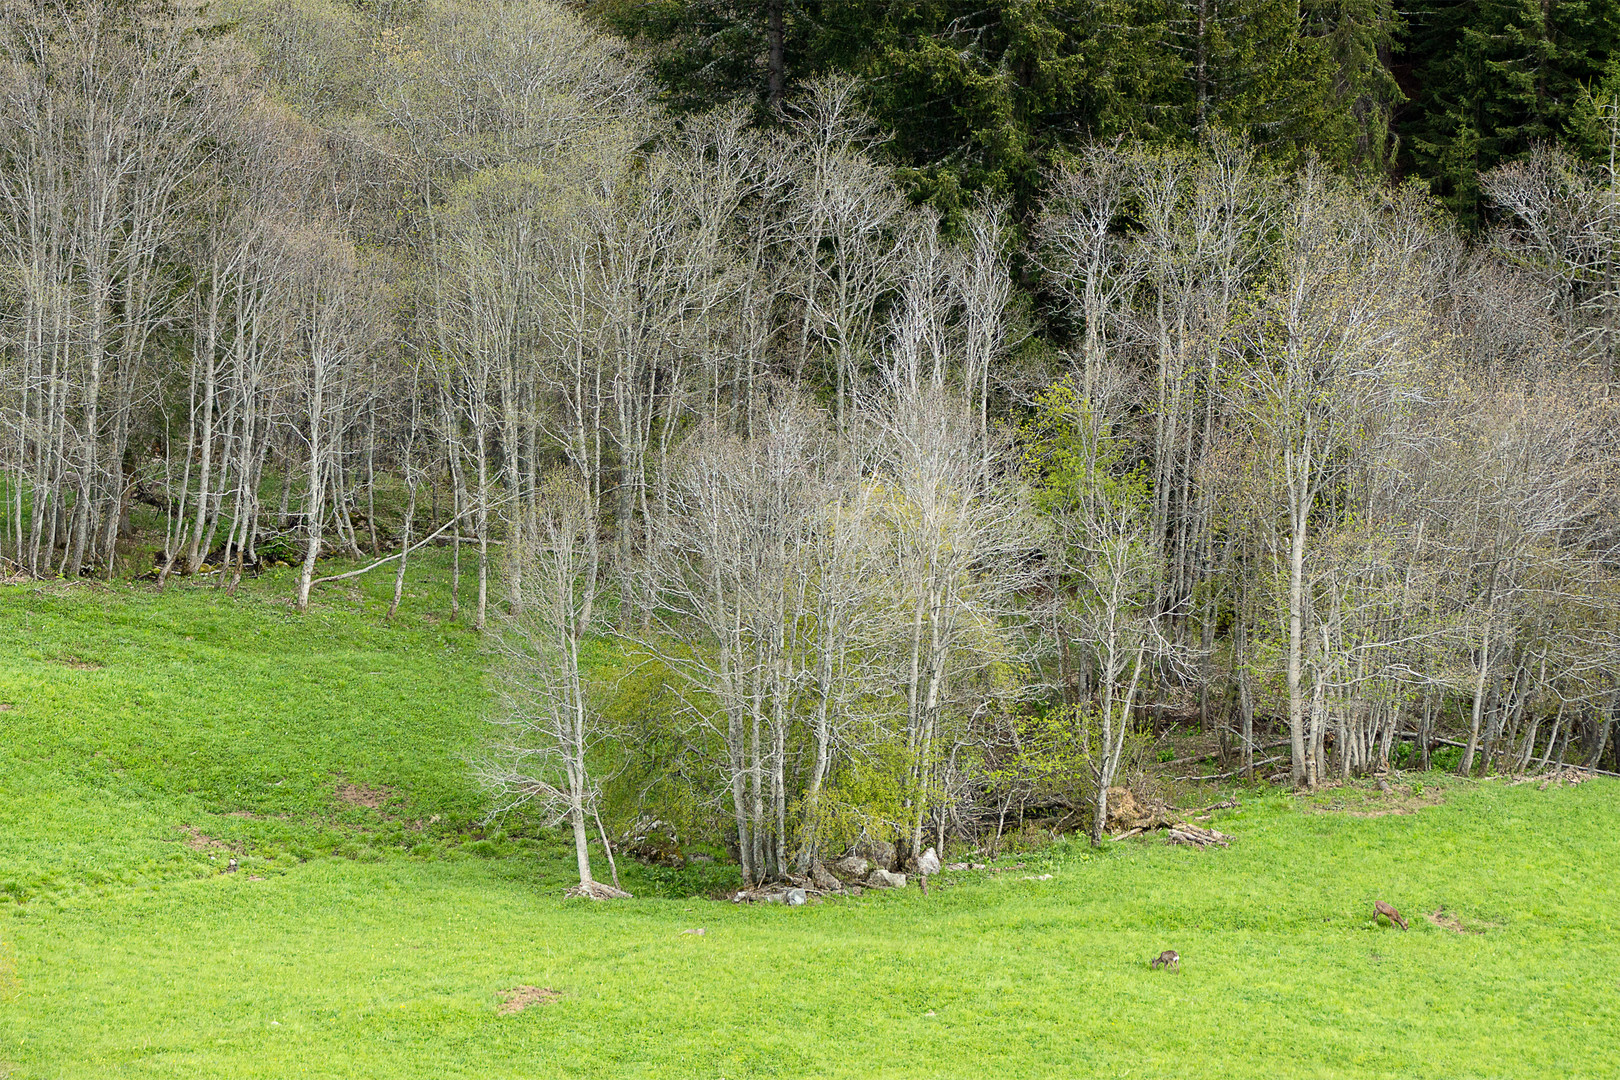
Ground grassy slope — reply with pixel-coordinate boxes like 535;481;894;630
2;567;1617;1079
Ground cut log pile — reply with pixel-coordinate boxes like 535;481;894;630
1107;788;1237;848
1164;824;1232;849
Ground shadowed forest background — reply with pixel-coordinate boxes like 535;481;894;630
2;0;1619;887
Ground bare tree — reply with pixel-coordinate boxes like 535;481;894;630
647;390;862;885
785;76;909;430
872;360;1036;864
1226;165;1436;788
289;225;383;612
0;0;229;576
479;471;627;899
1025;377;1173;843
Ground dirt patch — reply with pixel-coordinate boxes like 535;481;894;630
335;783;395;810
0;703;12;711
497;986;561;1015
1516;766;1599;790
1302;784;1444;818
1425;908;1491;934
50;655;103;670
177;825;232;852
33;578;109;596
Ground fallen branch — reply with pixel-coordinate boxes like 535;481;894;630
1182;798;1241;821
1110;802;1237;847
1160;740;1290;770
309;510;471;585
1173;755;1283;782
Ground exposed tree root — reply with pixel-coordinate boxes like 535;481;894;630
565;881;632;900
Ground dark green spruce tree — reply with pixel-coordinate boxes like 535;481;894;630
1398;0;1620;224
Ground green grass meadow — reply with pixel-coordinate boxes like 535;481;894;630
1;564;1617;1078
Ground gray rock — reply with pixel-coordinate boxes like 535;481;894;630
917;847;941;877
865;868;907;889
853;837;896;868
618;817;685;868
785;888;807;906
810;861;842;891
830;855;869;880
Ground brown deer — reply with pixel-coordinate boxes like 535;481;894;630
1374;901;1408;930
1150;950;1180;971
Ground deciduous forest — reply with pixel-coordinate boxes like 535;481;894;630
2;0;1618;895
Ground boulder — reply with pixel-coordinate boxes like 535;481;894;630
853;837;896;868
866;868;907;889
916;847;941;877
785;888;807;906
619;817;684;868
810;861;842;891
829;855;870;881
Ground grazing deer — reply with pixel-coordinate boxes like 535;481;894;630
1374;901;1407;930
1150;950;1180;971
916;846;940;896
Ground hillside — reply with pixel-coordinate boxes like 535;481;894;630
2;574;1618;1078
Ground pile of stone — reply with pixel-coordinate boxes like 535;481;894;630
729;887;809;905
617;817;685;868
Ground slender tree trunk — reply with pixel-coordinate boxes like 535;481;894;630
1460;622;1491;776
1286;483;1310;787
766;0;786;110
389;476;417;618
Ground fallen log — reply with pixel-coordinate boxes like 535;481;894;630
1180;797;1240;814
1158;740;1291;770
1173;755;1283;782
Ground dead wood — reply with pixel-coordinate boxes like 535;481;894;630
1173;755;1284;782
1181;797;1240;816
1159;740;1291;770
565;881;632;900
1164;825;1231;849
